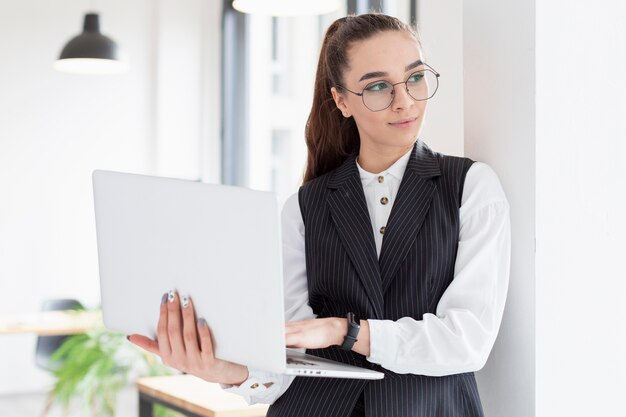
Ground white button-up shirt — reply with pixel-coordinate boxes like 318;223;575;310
222;148;511;405
356;147;413;258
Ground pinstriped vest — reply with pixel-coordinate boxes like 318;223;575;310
267;140;483;417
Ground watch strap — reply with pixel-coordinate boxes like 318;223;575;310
340;312;360;351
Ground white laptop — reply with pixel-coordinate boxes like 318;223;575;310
92;170;383;380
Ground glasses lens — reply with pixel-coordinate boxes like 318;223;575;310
406;70;438;102
361;80;394;112
361;70;439;111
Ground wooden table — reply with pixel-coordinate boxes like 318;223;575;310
0;310;102;336
137;375;268;417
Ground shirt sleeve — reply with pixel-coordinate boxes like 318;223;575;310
366;162;512;376
220;191;315;404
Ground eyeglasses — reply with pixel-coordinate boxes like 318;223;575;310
336;63;440;112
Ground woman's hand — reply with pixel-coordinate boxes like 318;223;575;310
285;318;346;349
127;291;249;386
285;317;371;357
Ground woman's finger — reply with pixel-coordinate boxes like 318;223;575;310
285;319;316;328
285;325;305;347
181;295;202;364
284;318;339;349
197;318;215;361
156;292;172;357
166;290;187;356
127;334;160;355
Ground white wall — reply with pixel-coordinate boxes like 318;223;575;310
420;1;535;413
463;1;536;416
417;0;464;156
463;0;626;416
0;0;220;394
155;0;221;182
535;1;626;416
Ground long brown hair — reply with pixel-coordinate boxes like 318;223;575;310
303;13;420;183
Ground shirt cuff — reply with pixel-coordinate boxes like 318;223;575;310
365;319;391;366
219;372;281;405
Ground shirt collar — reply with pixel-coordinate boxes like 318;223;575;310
356;146;414;186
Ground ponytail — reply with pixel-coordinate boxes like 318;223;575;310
303;18;359;183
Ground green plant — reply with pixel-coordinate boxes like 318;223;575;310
45;326;178;417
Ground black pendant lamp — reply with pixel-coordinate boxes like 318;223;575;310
54;13;128;74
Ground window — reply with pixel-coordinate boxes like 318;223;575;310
222;1;415;205
246;8;346;204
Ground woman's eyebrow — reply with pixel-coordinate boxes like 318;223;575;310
358;59;424;82
405;59;424;72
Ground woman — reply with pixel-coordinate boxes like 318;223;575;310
129;13;510;417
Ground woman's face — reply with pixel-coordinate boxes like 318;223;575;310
332;30;428;155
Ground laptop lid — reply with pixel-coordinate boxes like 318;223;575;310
93;170;287;373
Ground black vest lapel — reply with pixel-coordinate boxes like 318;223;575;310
379;141;441;293
327;156;385;319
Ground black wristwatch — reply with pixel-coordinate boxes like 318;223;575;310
340;312;360;351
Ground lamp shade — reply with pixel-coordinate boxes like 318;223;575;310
54;13;128;74
232;0;342;16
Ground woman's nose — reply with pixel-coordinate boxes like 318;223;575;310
390;83;415;111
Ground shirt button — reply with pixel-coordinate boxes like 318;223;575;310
379;226;386;235
380;197;389;205
377;176;384;183
250;383;259;389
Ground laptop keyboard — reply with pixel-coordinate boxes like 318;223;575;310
286;357;320;366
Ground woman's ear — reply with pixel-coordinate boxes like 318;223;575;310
331;87;351;118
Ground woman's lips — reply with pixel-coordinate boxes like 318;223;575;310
389;117;418;128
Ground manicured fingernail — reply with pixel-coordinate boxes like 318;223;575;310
181;295;189;308
168;290;175;303
197;318;206;328
161;293;168;304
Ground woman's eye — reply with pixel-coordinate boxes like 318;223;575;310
365;82;389;92
408;72;424;83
